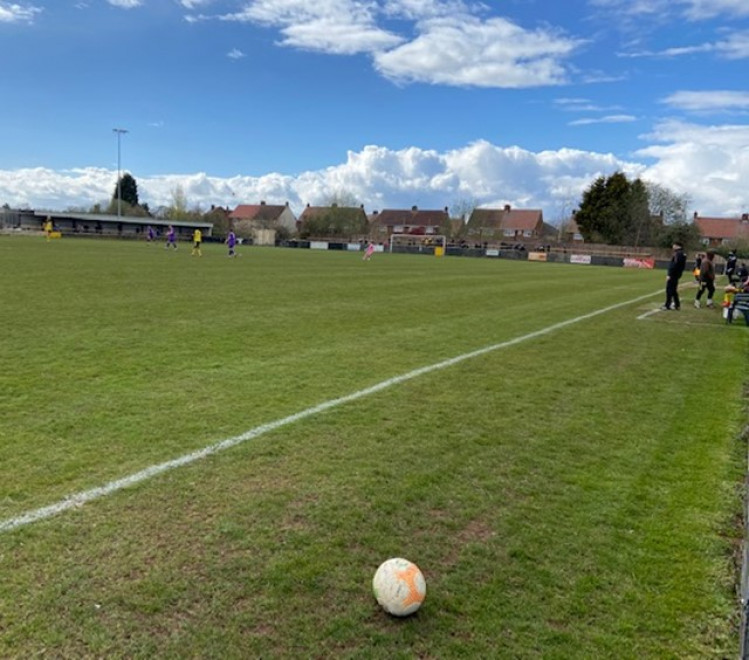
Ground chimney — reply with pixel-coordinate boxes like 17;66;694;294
260;200;266;205
693;211;699;219
504;204;511;212
444;207;448;213
412;205;418;212
742;213;748;222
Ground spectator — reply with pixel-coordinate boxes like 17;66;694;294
694;250;716;309
662;242;687;311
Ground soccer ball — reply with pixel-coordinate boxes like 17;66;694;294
372;557;426;616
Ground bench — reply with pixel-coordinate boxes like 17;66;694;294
727;292;749;325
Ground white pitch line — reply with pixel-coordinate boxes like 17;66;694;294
0;289;662;534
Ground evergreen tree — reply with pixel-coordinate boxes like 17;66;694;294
111;173;139;208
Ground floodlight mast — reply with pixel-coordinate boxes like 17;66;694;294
113;128;128;218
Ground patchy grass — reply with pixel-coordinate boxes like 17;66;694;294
0;235;747;657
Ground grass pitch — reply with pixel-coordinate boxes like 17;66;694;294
1;235;748;657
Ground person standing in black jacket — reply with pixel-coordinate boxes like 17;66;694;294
726;251;738;284
662;242;687;310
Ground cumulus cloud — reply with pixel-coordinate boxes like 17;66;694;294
636;120;749;214
202;1;582;87
2;130;746;219
0;142;645;223
374;16;582;87
218;0;403;55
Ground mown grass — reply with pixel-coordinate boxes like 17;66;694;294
1;235;747;657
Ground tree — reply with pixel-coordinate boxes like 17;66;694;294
203;206;231;238
169;185;189;220
111;173;139;208
645;182;690;225
575;172;681;247
658;220;701;251
325;190;360;208
299;204;368;239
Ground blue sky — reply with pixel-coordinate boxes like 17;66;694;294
1;0;748;221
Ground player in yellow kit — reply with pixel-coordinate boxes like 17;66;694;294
191;228;202;257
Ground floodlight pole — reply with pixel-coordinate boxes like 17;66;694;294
113;128;128;218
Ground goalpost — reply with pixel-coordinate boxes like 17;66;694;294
388;234;447;257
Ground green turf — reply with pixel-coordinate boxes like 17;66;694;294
1;235;747;657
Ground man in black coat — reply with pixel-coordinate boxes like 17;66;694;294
662;242;687;310
726;250;738;284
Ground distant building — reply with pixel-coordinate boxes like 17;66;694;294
229;201;296;243
0;209;212;239
693;211;749;247
369;206;450;239
466;205;547;244
560;216;584;243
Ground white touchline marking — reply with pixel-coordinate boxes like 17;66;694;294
0;289;662;534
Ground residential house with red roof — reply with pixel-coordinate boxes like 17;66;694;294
693;212;749;247
229;202;296;241
369;206;450;241
466;205;549;244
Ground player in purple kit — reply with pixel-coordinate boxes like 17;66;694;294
165;225;177;250
226;230;237;257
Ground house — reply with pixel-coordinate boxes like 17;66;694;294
693;212;749;247
560;216;584;243
369;206;450;239
229;202;296;242
466;205;546;244
297;203;369;239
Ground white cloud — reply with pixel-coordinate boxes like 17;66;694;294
374;15;583;87
207;2;583;87
220;1;403;55
589;0;749;20
0;142;644;223
107;0;142;7
178;0;214;8
661;90;749;112
227;48;245;59
0;2;42;23
568;114;637;126
716;30;749;59
636;120;749;214
619;30;749;60
681;0;749;20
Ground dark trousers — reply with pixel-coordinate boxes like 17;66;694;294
665;277;681;309
696;279;715;302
